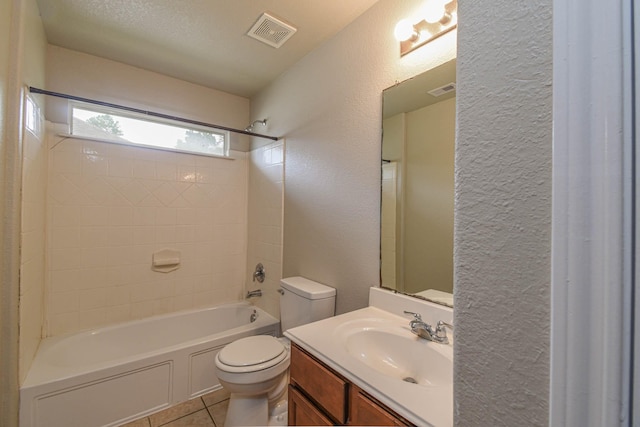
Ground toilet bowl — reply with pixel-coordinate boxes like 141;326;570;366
215;335;290;426
214;276;336;427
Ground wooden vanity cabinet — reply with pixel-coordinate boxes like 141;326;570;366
288;385;334;426
289;343;413;426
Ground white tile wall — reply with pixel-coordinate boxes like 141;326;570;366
46;129;248;336
19;106;47;383
246;141;284;319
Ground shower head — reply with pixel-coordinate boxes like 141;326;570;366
244;119;267;132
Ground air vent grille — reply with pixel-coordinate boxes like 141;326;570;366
427;82;457;97
247;12;297;48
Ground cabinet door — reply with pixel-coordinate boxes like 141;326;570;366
349;386;410;426
288;385;334;426
290;343;348;423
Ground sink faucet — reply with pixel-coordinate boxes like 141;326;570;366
403;311;452;344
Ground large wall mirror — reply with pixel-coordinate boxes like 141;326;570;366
380;58;456;307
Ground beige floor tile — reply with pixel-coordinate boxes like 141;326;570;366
160;409;215;427
118;417;150;427
201;388;230;407
149;398;205;427
206;400;229;427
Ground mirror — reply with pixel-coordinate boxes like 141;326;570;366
380;59;456;307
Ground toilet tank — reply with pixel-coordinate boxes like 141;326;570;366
279;276;336;333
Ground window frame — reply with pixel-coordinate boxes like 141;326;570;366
68;101;230;158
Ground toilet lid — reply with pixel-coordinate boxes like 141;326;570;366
218;336;285;367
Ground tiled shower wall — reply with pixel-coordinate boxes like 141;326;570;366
46;126;248;336
19;103;47;382
246;141;284;319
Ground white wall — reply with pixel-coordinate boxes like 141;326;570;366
455;1;552;425
252;0;456;315
404;97;454;294
246;140;284;318
46;46;252;151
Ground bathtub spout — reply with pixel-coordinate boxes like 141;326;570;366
246;289;262;298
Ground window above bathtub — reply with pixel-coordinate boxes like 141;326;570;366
70;102;229;158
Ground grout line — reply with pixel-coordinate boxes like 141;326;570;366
121;395;223;427
205;405;218;427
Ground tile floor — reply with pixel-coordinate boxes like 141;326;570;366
118;388;230;427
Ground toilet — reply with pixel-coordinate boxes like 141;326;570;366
214;276;336;427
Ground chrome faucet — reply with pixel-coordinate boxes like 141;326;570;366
253;263;266;283
403;311;452;344
246;289;262;298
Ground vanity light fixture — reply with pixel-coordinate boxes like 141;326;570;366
394;0;458;57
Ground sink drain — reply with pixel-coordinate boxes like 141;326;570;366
403;377;418;384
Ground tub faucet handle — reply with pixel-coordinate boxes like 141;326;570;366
435;320;453;342
253;263;265;283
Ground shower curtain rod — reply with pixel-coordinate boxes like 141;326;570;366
28;87;279;141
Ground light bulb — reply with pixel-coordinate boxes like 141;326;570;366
423;0;448;23
394;19;417;42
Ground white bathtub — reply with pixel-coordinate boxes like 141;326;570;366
20;302;279;427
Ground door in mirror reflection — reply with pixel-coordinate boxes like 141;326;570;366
381;58;456;307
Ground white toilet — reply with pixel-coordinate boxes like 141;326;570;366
215;276;336;427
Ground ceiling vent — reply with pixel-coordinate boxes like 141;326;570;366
427;82;456;97
247;12;297;48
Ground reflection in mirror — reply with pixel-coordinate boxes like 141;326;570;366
381;59;456;307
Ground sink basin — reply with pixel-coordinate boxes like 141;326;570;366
342;327;452;387
286;303;454;427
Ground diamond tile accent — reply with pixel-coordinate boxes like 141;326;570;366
153;182;182;206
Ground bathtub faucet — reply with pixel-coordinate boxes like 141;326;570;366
253;263;266;283
246;289;262;298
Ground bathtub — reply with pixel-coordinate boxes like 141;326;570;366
20;302;279;427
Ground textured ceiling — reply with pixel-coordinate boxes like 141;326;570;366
36;0;380;97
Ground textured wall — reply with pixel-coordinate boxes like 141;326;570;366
454;1;552;426
252;0;456;314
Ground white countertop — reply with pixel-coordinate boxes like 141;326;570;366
285;301;453;427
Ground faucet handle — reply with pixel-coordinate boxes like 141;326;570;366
435;321;453;340
403;310;422;321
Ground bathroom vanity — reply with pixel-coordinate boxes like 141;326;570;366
288;343;411;425
285;288;453;427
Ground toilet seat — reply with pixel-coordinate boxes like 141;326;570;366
216;336;287;373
